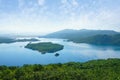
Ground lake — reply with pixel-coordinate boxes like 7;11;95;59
0;38;120;66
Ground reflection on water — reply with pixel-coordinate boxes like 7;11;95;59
90;44;120;51
0;38;120;66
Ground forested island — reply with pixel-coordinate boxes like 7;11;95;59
25;42;64;53
0;58;120;80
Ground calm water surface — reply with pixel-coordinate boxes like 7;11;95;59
0;38;120;66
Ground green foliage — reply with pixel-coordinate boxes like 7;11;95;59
71;34;120;45
0;59;120;80
25;42;64;53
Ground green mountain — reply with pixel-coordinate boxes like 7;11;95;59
72;34;120;45
43;29;120;45
43;29;118;39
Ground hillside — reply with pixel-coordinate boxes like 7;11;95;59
0;58;120;80
71;34;120;45
43;29;118;39
43;29;120;45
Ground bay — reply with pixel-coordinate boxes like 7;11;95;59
0;38;120;66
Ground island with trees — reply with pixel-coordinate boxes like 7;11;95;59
25;42;64;53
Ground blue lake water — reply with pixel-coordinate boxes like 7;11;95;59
0;38;120;66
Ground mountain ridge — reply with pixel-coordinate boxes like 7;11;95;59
42;29;119;38
42;29;120;45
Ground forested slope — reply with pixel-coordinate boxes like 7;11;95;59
0;58;120;80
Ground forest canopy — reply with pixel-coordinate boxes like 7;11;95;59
0;58;120;80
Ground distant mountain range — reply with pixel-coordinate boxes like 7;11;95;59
0;37;15;43
0;37;39;43
42;29;120;45
43;29;118;38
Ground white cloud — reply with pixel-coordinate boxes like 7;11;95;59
58;0;120;31
72;0;79;6
61;0;68;4
17;0;48;19
18;0;25;9
38;0;45;6
0;0;120;35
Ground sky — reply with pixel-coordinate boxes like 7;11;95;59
0;0;120;35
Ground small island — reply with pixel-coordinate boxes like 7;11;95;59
16;38;39;42
25;42;64;53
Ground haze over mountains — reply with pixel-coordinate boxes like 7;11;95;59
43;29;120;45
43;29;118;38
1;29;120;45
